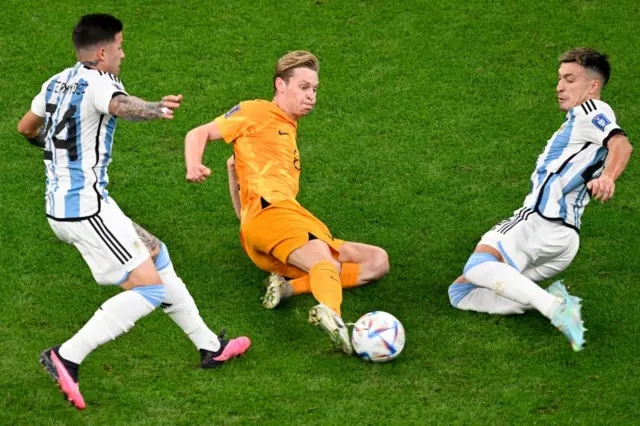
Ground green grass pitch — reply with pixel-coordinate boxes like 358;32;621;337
1;0;639;424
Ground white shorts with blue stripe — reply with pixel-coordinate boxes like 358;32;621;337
479;207;579;282
47;197;149;285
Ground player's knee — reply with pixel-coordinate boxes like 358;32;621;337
131;284;166;308
121;259;163;290
463;252;499;279
372;247;390;279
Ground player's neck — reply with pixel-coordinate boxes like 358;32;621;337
77;57;104;72
272;97;298;122
566;94;602;111
578;93;601;107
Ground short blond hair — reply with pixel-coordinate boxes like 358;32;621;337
273;50;319;90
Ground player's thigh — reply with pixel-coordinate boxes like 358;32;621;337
475;208;537;272
120;257;162;290
47;199;150;285
242;235;306;278
130;222;161;259
521;255;575;282
243;203;340;273
337;241;390;280
521;229;580;283
287;239;340;273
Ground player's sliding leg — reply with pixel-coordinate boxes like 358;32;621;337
460;245;585;351
263;242;389;309
41;259;164;410
336;242;390;284
287;239;353;354
133;224;250;367
449;259;580;315
448;275;533;315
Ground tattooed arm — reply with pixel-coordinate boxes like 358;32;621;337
109;94;183;122
132;222;161;261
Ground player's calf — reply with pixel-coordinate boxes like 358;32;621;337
43;261;165;409
337;242;390;285
153;241;250;358
360;246;390;283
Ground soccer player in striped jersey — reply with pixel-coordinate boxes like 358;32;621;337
448;48;633;352
16;14;250;409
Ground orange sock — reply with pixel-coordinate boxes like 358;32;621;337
340;263;360;288
290;262;361;294
309;260;342;316
290;276;311;295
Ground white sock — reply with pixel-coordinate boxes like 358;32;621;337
457;287;533;315
158;263;220;352
465;259;561;319
59;290;156;365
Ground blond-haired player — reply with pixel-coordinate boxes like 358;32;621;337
184;51;390;355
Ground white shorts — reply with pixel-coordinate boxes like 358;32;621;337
48;197;149;285
478;207;580;282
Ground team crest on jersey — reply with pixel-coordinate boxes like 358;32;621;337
225;104;240;118
592;113;611;132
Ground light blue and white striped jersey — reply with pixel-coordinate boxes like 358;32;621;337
31;62;127;220
523;99;624;231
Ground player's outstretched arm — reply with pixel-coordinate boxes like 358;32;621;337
17;111;46;148
109;94;183;122
184;120;223;183
227;156;241;220
587;134;633;203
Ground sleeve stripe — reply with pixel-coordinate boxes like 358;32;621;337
602;128;628;149
580;100;599;115
581;103;589;115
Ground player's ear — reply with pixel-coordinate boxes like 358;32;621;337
96;46;106;62
590;78;601;95
275;77;286;93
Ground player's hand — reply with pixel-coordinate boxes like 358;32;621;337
186;164;211;183
587;175;615;203
159;94;183;119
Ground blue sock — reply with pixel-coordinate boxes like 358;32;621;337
132;284;166;307
463;253;499;276
154;243;172;272
448;282;478;307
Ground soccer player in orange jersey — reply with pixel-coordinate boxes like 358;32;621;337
184;51;389;354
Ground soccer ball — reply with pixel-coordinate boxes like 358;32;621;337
351;311;405;363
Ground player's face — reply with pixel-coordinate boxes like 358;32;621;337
556;62;598;112
280;68;318;118
101;32;125;75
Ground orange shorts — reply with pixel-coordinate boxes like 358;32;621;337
240;199;344;278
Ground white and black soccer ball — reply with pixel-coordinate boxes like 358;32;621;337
352;311;405;363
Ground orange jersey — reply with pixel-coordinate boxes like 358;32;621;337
214;100;300;223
